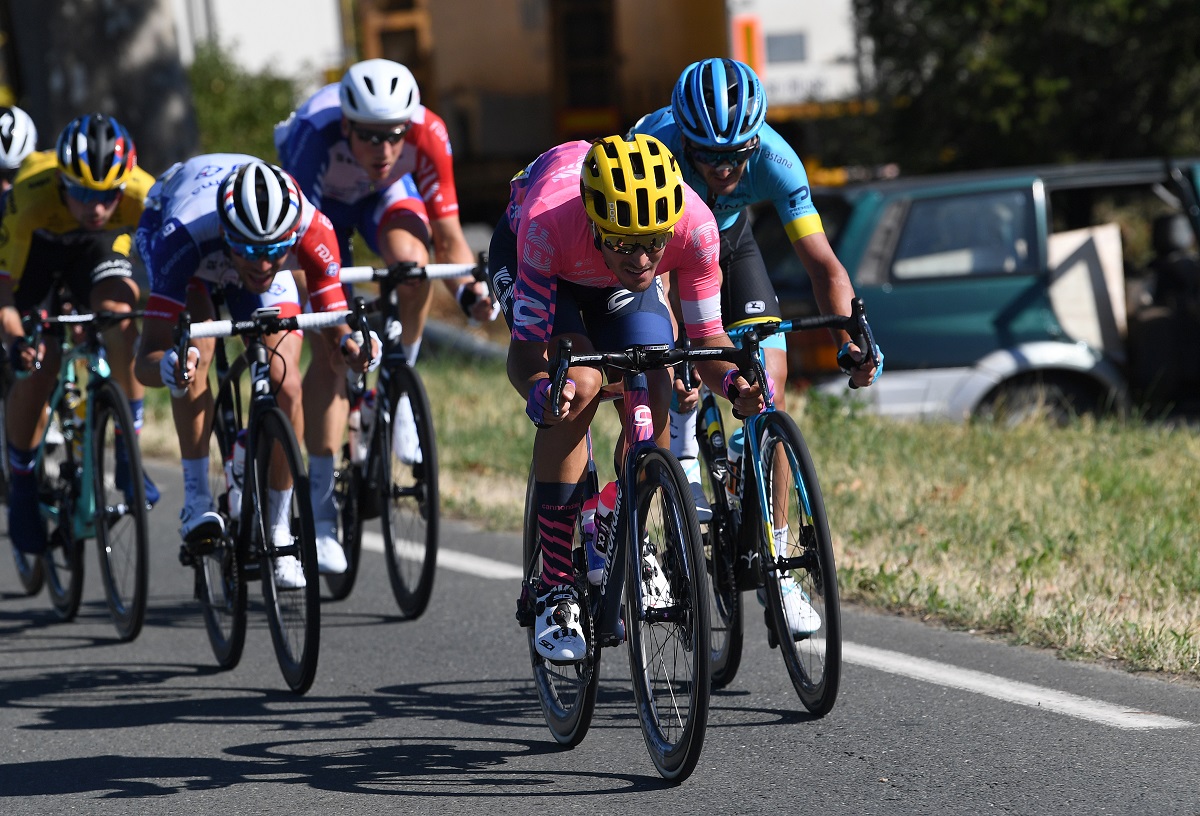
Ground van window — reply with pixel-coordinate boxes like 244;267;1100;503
891;190;1035;279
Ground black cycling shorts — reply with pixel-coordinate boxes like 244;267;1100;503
13;230;135;313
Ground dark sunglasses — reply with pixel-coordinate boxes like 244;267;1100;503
62;179;124;205
225;234;298;262
600;229;673;255
350;123;409;146
687;138;760;169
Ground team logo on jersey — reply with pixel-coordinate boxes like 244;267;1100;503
745;300;767;315
513;293;546;328
325;262;338;277
787;185;811;208
606;289;634;313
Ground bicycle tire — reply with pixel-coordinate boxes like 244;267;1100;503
11;545;44;595
321;448;362;601
757;411;841;716
379;364;439;619
522;465;599;747
41;409;83;621
90;379;149;642
252;406;320;694
694;399;744;688
195;353;248;670
626;448;710;782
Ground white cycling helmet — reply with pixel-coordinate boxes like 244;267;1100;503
217;160;302;245
0;105;37;171
339;59;420;125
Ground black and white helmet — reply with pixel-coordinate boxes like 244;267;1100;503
217;161;302;244
339;59;420;125
0;105;36;171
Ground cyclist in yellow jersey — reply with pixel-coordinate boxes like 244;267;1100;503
0;113;157;555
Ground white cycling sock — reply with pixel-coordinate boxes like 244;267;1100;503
269;486;294;531
669;407;699;459
405;337;422;367
181;457;212;510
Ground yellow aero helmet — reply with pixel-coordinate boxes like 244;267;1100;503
581;134;685;235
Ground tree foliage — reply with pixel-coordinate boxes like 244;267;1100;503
852;0;1200;172
187;41;299;163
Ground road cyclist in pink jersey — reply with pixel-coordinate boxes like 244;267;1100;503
486;133;769;663
275;58;493;569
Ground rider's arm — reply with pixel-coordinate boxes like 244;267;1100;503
0;277;22;345
134;317;174;388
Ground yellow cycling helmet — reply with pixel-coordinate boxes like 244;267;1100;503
580;134;685;236
55;113;137;191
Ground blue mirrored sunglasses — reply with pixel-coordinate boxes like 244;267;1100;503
63;179;124;205
687;138;760;169
225;234;298;262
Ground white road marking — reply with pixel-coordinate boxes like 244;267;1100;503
361;531;524;580
843;642;1194;731
353;536;1193;730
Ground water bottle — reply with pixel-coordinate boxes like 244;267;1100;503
726;427;744;512
587;481;618;585
224;430;247;518
68;385;86;461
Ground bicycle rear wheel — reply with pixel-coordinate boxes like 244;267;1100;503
252;406;320;694
379;365;439;619
195;356;248;669
758;411;841;716
521;465;599;746
322;450;362;601
41;410;83;621
90;380;149;642
626;448;710;782
695;399;744;688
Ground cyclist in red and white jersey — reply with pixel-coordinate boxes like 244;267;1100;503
275;58;492;564
487;134;768;663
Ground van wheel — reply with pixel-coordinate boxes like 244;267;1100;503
976;376;1095;427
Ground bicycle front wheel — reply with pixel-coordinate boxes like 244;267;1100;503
521;465;599;747
41;410;83;621
251;406;320;694
379;365;439;619
194;355;249;669
626;448;710;782
90;380;149;641
758;411;841;716
695;401;744;688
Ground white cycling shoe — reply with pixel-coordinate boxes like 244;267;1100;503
270;525;307;590
315;519;347;574
759;578;821;636
534;585;587;663
393;393;423;465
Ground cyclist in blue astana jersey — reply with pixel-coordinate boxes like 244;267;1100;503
630;58;881;514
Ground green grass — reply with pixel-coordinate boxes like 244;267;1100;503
143;350;1200;678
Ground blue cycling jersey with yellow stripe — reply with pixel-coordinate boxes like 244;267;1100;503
629;107;824;243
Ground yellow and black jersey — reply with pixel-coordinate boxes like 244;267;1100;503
0;150;154;286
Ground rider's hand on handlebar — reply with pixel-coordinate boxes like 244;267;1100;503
526;376;575;428
837;341;884;388
161;346;200;398
456;280;499;323
339;330;382;374
672;376;699;413
722;368;775;418
8;337;44;376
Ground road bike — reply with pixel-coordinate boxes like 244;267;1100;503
517;339;733;782
694;298;878;716
323;261;476;615
174;304;347;694
17;309;150;640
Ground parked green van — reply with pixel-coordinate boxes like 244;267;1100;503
756;158;1200;421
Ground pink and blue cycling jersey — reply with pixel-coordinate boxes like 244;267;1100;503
507;141;726;344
